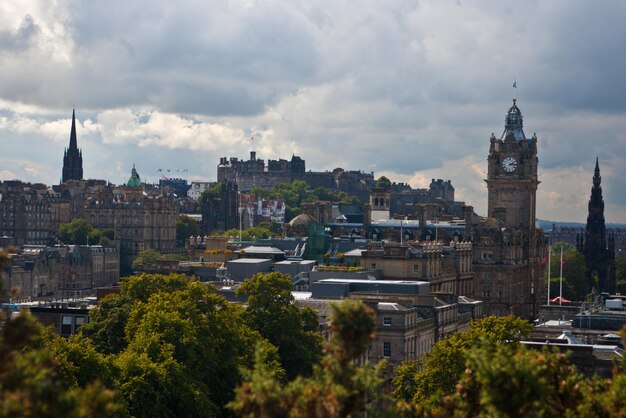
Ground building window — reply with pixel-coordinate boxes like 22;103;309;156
413;264;419;273
370;263;376;270
61;315;73;335
383;317;392;326
75;316;86;330
383;341;391;358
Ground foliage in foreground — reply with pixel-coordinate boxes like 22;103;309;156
394;318;626;417
0;311;123;417
393;315;533;407
229;299;387;418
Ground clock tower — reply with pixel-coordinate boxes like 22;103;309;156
472;99;546;319
486;99;539;230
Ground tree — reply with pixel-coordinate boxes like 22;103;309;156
237;272;322;380
393;315;532;407
131;248;161;270
427;344;587;417
80;273;263;417
218;225;273;241
375;176;392;189
249;180;359;222
59;219;91;244
59;218;111;245
229;299;387;418
175;214;200;246
546;243;590;300
0;311;123;417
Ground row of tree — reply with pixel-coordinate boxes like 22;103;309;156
0;270;323;417
3;269;626;416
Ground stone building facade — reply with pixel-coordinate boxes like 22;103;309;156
0;181;54;246
84;167;177;270
360;241;474;296
1;244;119;300
471;100;547;318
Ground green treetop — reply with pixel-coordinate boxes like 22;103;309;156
237;272;322;380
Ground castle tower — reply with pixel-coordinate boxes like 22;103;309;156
61;110;84;183
577;158;616;294
473;99;546;318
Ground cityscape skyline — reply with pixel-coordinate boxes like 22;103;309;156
1;1;625;222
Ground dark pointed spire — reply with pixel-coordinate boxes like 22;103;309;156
593;156;601;187
584;157;615;293
69;109;78;150
61;109;83;183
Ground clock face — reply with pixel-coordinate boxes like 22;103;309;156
502;157;517;173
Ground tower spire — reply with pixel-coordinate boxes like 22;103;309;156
593;156;601;187
69;109;77;150
61;109;84;183
583;157;615;293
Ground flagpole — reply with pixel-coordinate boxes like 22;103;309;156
559;247;564;306
547;248;551;305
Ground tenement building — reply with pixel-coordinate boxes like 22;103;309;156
577;159;616;294
1;244;119;300
470;99;547;318
0;181;54;246
84;166;177;270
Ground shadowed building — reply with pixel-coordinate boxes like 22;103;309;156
577;159;616;294
200;179;239;235
61;110;83;183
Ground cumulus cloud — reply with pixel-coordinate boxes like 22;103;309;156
0;0;625;222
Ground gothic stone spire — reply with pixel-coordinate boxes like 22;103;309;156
583;158;616;293
61;109;84;183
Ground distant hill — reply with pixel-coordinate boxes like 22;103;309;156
537;220;626;230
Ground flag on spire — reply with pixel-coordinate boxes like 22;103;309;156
513;80;517;88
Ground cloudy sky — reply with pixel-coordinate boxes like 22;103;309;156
1;0;625;222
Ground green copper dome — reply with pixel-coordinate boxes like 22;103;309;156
126;164;142;188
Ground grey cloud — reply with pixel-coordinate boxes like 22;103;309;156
0;15;39;51
1;0;626;222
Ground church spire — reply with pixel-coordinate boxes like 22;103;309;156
69;109;78;150
61;109;84;183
